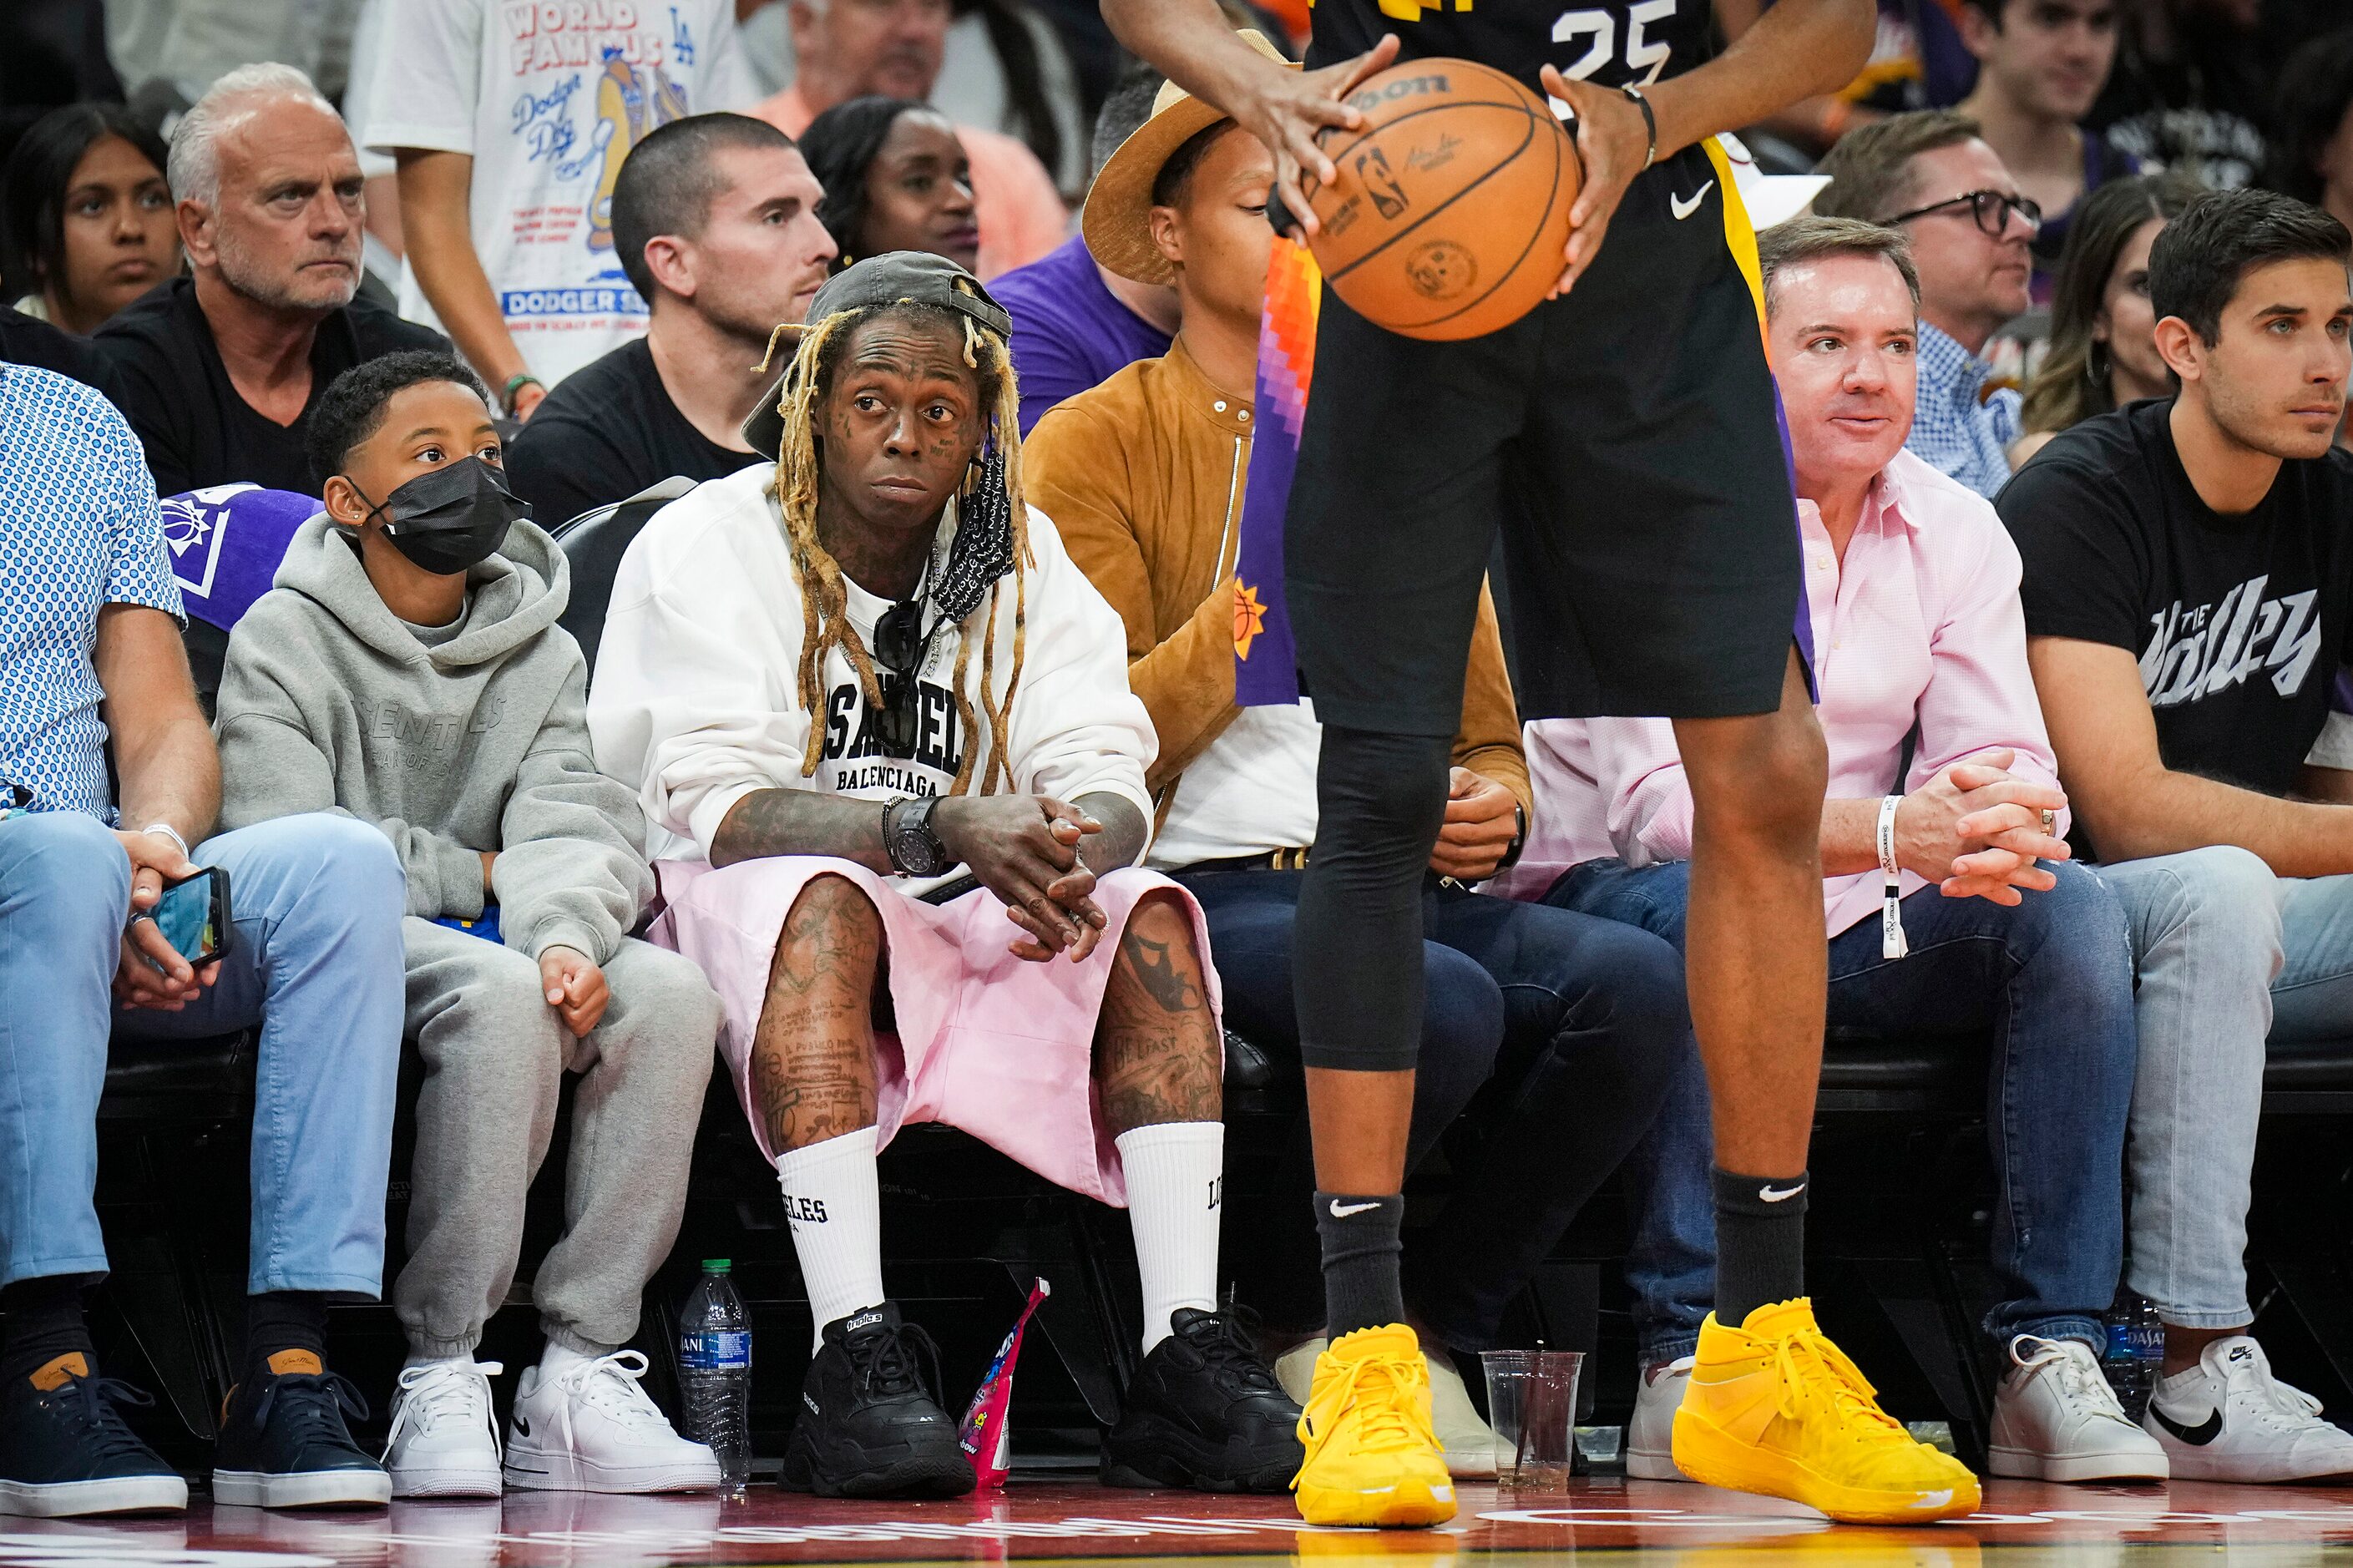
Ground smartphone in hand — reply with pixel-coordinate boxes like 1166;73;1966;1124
150;866;233;967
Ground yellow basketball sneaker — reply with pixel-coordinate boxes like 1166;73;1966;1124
1292;1325;1457;1527
1672;1298;1981;1525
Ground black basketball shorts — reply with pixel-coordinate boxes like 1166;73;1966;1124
1286;139;1807;736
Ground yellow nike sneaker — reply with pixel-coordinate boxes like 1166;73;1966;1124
1292;1325;1457;1527
1672;1298;1981;1525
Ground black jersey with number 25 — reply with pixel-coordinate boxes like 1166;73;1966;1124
1303;0;1714;101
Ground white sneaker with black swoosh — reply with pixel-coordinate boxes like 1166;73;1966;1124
2143;1335;2353;1481
503;1352;720;1493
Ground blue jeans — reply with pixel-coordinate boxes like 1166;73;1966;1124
1552;857;2135;1361
2087;848;2353;1328
1178;867;1689;1346
0;810;406;1295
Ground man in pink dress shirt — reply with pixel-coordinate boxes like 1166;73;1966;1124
1496;216;2161;1487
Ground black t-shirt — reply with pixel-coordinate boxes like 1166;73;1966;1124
1304;0;1714;99
503;336;758;529
2001;398;2353;801
95;276;447;498
0;305;114;397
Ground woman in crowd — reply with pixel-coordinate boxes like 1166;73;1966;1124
1;104;179;334
2267;28;2353;234
800;96;981;276
2013;172;2202;466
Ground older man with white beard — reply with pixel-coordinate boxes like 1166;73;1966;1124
99;63;446;498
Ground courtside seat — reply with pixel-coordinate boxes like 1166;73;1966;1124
549;477;697;677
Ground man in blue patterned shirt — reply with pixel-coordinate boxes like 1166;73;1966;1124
0;362;405;1515
1816;109;2036;498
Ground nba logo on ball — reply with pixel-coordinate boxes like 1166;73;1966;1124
1307;59;1579;341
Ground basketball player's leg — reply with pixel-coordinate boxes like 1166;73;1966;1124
1514;149;1979;1521
1279;292;1535;1527
1671;653;1825;1319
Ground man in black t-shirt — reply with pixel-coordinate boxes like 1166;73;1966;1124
503;114;837;529
96;65;446;497
2003;186;2353;1484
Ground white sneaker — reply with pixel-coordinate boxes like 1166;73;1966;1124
382;1360;504;1499
1988;1336;2168;1482
2143;1335;2353;1482
1425;1352;1501;1479
503;1351;721;1494
1626;1357;1693;1480
1275;1336;1497;1477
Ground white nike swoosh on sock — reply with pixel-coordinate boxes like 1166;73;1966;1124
1758;1183;1805;1202
1328;1200;1381;1218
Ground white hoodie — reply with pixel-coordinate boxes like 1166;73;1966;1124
586;463;1157;871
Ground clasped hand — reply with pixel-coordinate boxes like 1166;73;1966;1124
1897;749;2072;906
934;795;1109;963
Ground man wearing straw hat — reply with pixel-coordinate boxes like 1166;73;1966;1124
1028;36;1689;1485
587;251;1300;1500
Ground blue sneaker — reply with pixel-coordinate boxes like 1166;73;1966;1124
211;1352;391;1509
0;1353;187;1516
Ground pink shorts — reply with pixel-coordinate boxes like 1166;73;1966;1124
651;858;1220;1208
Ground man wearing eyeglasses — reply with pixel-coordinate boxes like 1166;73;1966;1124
1815;109;2042;498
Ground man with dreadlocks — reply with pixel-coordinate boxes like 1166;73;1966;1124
588;253;1300;1500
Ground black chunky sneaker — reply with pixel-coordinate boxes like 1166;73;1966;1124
211;1352;391;1509
780;1303;974;1498
0;1354;186;1516
1101;1307;1303;1493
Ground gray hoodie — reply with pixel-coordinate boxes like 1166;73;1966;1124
215;514;654;965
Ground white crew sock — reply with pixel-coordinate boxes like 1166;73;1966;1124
402;1351;474;1372
1116;1122;1225;1353
774;1126;886;1352
537;1341;597;1382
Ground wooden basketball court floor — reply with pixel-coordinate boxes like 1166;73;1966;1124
23;1478;2353;1566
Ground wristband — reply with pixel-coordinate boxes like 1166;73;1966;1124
502;372;544;416
1875;795;1908;961
1620;84;1658;172
143;822;190;862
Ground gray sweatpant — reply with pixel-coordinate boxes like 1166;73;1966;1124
394;918;721;1358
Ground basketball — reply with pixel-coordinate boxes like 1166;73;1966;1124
1303;58;1580;342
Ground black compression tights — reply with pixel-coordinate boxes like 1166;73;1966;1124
1294;726;1455;1074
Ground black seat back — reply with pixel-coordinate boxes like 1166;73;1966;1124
551;477;697;677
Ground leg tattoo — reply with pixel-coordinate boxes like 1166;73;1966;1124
1096;892;1222;1133
753;876;883;1151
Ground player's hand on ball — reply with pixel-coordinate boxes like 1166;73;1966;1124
1241;33;1399;239
1539;66;1651;296
1429;767;1520;882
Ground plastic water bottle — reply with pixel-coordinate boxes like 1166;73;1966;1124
2103;1291;2165;1423
679;1259;752;1493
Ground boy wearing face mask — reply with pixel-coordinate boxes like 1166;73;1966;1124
213;352;727;1499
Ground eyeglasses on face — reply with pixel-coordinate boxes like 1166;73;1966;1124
1881;189;2043;237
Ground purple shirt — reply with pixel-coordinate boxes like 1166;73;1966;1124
992;237;1172;434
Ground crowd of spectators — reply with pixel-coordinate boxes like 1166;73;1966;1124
2;0;2353;1522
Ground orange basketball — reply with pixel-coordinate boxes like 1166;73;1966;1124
1303;58;1579;342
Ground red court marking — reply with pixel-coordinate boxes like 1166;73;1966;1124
9;1479;2353;1565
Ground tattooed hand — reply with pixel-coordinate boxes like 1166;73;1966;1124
934;795;1109;961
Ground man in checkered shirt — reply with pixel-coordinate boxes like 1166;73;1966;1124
0;362;405;1514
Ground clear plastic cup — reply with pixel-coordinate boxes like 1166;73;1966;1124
1480;1348;1583;1489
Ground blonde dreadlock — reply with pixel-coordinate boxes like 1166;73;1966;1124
767;294;1032;796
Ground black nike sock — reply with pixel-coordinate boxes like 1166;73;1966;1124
1316;1191;1406;1338
1713;1166;1808;1327
0;1275;94;1385
245;1291;330;1380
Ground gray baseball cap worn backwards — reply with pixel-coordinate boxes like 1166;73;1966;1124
741;250;1015;458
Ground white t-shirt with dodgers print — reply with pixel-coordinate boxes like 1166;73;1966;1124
361;0;754;388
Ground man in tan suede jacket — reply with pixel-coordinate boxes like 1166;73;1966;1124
1026;53;1692;1484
